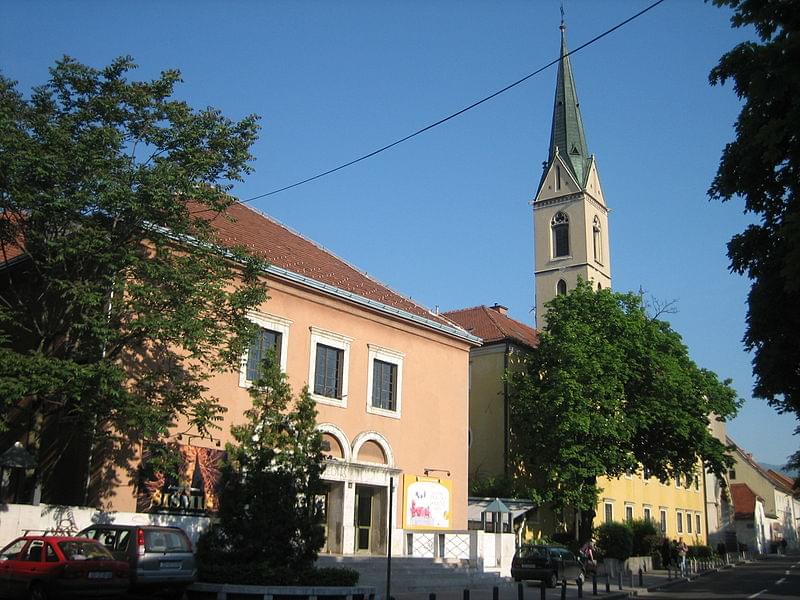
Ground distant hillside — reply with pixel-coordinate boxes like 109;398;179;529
760;462;799;479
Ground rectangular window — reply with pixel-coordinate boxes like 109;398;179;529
314;344;343;399
372;359;397;411
677;512;683;534
554;224;569;257
246;328;281;382
660;509;667;534
625;505;634;523
696;514;701;535
728;469;736;480
687;513;693;533
643;507;652;523
604;502;613;524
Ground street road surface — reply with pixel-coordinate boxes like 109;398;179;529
643;555;799;600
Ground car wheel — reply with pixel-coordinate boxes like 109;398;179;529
547;571;558;588
28;583;47;600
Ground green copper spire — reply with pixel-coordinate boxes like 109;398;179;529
548;21;590;186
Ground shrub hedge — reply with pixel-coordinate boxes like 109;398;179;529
595;521;634;561
687;544;714;559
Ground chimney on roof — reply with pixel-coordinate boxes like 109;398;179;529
490;303;508;316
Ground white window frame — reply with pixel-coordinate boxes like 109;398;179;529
625;503;634;523
239;312;292;388
366;344;404;419
308;326;352;408
643;505;652;523
676;510;684;534
603;501;614;524
659;508;668;534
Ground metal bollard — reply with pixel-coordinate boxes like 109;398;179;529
628;569;633;588
429;595;436;600
605;573;610;593
493;587;499;600
560;578;567;600
592;573;597;596
463;589;469;600
539;579;546;600
517;581;524;600
638;567;643;587
617;570;623;590
577;577;583;598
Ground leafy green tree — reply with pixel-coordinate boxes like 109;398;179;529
198;353;326;576
707;1;800;470
0;56;267;503
508;281;739;535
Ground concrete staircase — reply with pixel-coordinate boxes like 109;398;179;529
316;555;512;594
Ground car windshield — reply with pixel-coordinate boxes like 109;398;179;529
58;541;113;561
519;546;548;559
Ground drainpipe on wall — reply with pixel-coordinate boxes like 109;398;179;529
503;342;510;479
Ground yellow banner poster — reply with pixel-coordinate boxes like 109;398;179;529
402;474;452;530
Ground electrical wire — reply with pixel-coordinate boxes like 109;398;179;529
229;0;669;205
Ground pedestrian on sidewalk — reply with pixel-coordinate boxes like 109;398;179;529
580;538;597;575
677;537;688;576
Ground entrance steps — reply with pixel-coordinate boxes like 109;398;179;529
316;555;512;593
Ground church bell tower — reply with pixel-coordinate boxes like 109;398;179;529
532;20;611;328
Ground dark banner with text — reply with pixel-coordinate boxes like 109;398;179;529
137;444;225;515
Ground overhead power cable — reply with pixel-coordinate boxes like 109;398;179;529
236;0;669;204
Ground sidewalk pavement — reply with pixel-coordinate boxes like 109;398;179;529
388;562;741;600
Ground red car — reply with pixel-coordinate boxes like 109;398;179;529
0;535;129;599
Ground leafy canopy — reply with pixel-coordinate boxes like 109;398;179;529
0;56;267;500
707;1;800;468
509;281;740;511
198;353;326;575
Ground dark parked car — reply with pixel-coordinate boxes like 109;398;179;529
0;535;129;599
511;544;584;587
79;525;195;598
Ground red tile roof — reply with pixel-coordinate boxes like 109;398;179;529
767;469;798;492
726;436;795;494
203;202;474;340
2;201;476;343
443;305;539;349
730;483;760;520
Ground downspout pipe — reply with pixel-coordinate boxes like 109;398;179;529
503;341;510;478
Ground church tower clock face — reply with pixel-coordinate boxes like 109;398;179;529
532;21;611;328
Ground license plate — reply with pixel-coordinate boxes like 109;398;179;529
88;571;112;579
160;561;181;570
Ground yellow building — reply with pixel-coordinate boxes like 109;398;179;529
596;472;707;544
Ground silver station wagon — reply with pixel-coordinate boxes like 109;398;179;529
79;525;195;599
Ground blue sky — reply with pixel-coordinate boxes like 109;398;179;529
2;1;794;466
